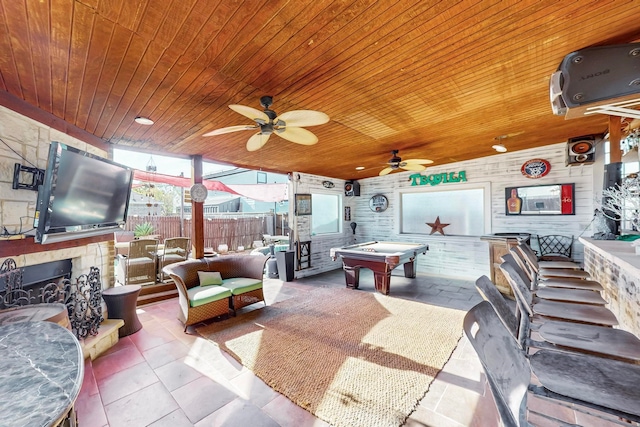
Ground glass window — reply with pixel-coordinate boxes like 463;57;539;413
401;188;487;235
311;193;341;235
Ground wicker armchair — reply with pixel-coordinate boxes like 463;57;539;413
158;237;190;281
163;255;268;331
116;239;158;286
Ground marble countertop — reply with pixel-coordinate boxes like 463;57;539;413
0;321;84;427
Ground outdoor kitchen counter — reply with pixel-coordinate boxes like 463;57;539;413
0;321;83;427
579;237;640;336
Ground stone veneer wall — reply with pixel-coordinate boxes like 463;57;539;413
583;246;640;336
0;105;114;287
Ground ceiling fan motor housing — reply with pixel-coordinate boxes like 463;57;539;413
260;95;273;109
389;150;402;167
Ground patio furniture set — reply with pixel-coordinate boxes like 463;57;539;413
115;237;190;286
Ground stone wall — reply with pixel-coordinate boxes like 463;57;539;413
583;245;640;336
0;106;114;287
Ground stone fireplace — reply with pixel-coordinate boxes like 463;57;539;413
0;242;113;289
0;241;113;340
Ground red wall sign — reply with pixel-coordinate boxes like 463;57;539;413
561;184;574;214
521;159;551;179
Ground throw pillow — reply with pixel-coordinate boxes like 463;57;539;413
198;271;223;286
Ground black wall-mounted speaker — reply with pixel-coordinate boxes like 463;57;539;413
344;180;360;196
554;43;640;111
566;135;597;166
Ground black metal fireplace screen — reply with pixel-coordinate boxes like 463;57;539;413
0;258;103;340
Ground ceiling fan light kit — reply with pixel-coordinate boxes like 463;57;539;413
204;96;329;152
492;144;508;152
378;150;433;176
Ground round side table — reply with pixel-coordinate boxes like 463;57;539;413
102;285;142;337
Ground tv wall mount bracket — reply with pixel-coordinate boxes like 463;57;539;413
12;163;44;191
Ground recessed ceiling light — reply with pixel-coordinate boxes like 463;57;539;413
135;117;154;125
355;166;365;170
492;144;508;153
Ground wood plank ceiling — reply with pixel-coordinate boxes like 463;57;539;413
1;0;640;179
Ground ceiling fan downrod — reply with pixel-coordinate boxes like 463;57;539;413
389;150;402;166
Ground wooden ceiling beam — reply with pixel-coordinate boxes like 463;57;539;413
609;115;622;163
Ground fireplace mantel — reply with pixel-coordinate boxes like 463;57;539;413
0;234;111;258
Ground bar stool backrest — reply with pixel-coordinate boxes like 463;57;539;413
464;301;531;427
536;234;573;261
474;275;519;340
499;256;535;318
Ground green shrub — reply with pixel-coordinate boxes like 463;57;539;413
134;222;155;237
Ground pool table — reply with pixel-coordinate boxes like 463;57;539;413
330;241;429;295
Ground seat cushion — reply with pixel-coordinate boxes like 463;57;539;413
187;285;232;307
221;277;263;295
163;254;186;263
127;257;154;266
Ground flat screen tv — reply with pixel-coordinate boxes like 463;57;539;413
34;141;134;244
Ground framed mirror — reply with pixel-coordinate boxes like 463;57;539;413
505;183;575;215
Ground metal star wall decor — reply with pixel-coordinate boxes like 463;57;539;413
426;216;450;235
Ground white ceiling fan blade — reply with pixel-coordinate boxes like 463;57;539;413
277;126;318;145
400;163;427;172
379;167;394;176
276;110;329;127
203;124;257;136
229;104;269;122
246;133;271;151
404;158;434;165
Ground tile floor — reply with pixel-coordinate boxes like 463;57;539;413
74;269;619;427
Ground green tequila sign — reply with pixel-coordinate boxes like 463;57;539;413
409;171;467;186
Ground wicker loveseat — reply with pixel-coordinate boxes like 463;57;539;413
162;255;269;331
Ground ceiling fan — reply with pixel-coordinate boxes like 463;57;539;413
203;96;329;151
379;150;433;176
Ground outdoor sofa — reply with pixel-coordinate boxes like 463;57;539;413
162;254;269;331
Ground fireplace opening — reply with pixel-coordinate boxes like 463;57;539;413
0;259;72;310
22;258;72;288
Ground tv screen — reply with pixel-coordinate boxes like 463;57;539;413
34;141;134;244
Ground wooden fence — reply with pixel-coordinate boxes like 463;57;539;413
124;214;277;250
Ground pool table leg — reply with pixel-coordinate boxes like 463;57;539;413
343;265;360;289
403;259;417;278
373;271;392;295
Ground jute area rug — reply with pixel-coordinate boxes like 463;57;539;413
196;287;465;427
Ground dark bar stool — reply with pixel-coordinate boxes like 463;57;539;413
102;285;142;337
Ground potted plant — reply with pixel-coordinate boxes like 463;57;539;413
134;222;156;239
